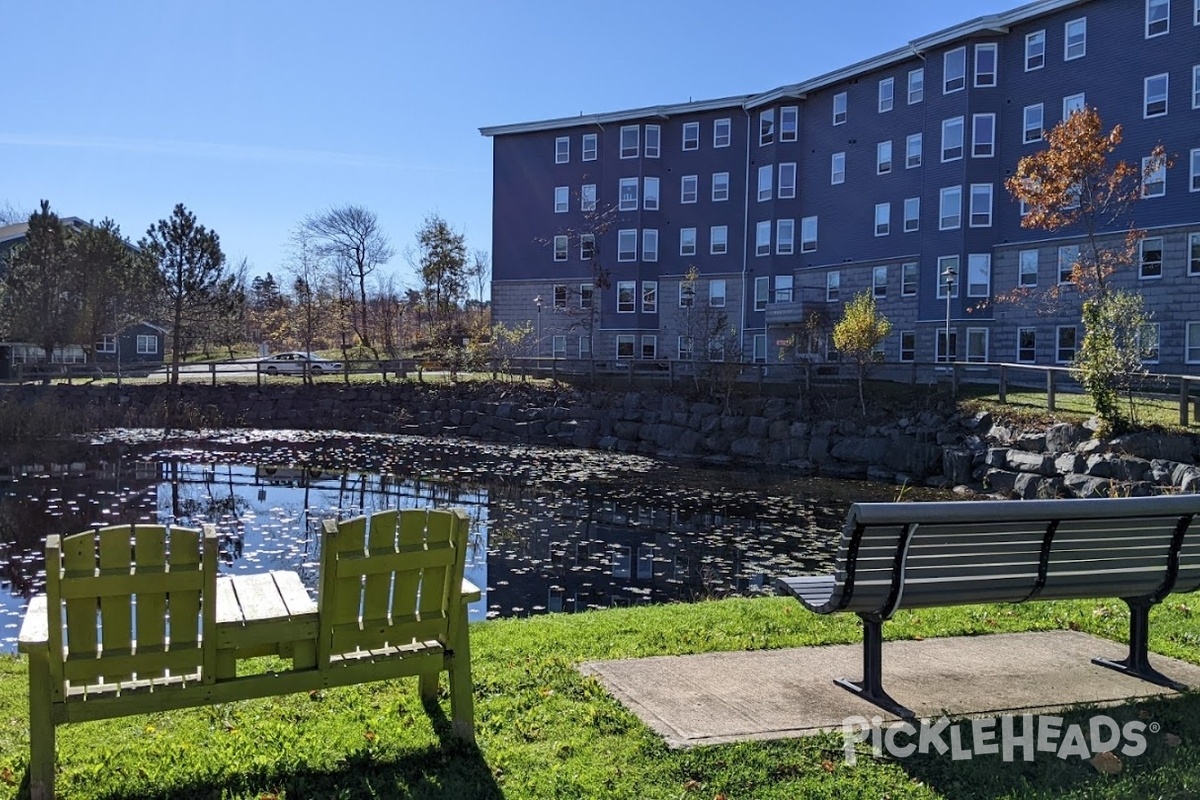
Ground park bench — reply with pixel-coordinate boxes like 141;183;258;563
777;494;1200;719
18;508;478;800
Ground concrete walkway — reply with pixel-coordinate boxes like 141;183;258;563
579;631;1200;748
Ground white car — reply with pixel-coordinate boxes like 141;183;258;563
259;352;343;375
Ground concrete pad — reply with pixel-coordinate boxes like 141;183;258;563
579;631;1200;748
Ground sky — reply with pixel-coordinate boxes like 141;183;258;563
2;0;1012;289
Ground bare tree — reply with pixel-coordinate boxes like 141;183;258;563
0;201;27;226
284;226;325;369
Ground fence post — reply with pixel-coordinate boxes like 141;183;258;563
998;365;1007;403
950;364;959;398
1180;378;1190;426
757;364;764;391
668;360;676;390
210;362;217;387
1046;369;1056;411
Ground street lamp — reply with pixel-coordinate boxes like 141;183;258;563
941;263;957;364
680;282;695;360
533;295;543;359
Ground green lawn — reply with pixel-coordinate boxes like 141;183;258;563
3;595;1200;799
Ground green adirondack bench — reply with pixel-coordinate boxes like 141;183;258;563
18;509;478;800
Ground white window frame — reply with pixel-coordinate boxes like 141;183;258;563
644;124;660;158
1190;232;1200;275
900;331;916;362
778;163;796;198
96;335;117;354
908;68;924;104
879;77;894;112
680;227;697;257
678;335;694;361
681;175;698;204
710;225;728;255
617;282;636;313
826;270;840;302
709;279;727;307
642;281;658;313
906;133;922;168
780;106;798;142
754;276;770;310
553;235;569;261
136;334;157;355
554;186;569;213
551;335;566;358
1140;322;1161;364
873;265;888;298
714;118;732;148
972;113;995;158
1194;65;1200;109
642;229;659;262
877;140;892;174
617;230;637;262
616;335;635;360
644;177;659;211
1147;0;1170;37
755;220;771;256
937;255;960;299
833;92;847;125
941;116;964;162
1195;0;1200;25
974;43;998;87
1058;245;1080;284
969;183;993;228
967;253;991;297
831;152;846;184
712;171;730;201
555;136;569;164
1019;249;1039;287
1025;30;1046;71
1140;235;1164;279
944;47;966;93
619;177;639;211
582;133;597;161
580;234;595;261
753;334;767;363
1056;325;1078;363
966;328;989;363
939;185;962;230
1018;327;1037;363
903;197;920;232
1142;156;1166;197
757;165;773;201
801;216;818;253
1024;104;1044;144
1144;73;1169;118
1189;322;1200;364
620;125;639;159
682;121;699;151
901;262;918;296
1063;93;1086;119
1064;18;1087;61
1191;147;1200;192
776;219;795;255
775;274;793;303
581;183;596;211
760;108;775;145
874;202;891;236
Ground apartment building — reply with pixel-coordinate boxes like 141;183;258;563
480;0;1200;372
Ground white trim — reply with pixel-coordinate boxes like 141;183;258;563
1144;73;1169;118
1064;17;1087;60
1146;0;1170;37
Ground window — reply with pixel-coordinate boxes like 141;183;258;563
908;68;924;104
939;331;960;364
616;335;635;359
1019;250;1039;286
1143;156;1166;197
136;335;157;355
941;117;964;161
1056;326;1077;363
1196;0;1200;24
874;202;890;236
682;121;699;151
1018;328;1037;362
1026;30;1046;70
619;177;639;211
877;140;893;174
1140;236;1164;278
906;133;922;168
939;186;962;229
553;235;568;261
777;276;794;305
831;152;846;184
1140;323;1160;363
967;253;991;296
879;77;894;112
1193;148;1200;190
712;171;730;201
710;226;728;254
903;197;920;232
1063;93;1086;119
937;255;960;299
96;335;117;353
620;125;639;158
777;219;795;254
1147;0;1170;36
617;229;637;261
1192;232;1200;275
553;284;568;309
826;270;840;302
781;106;798;141
1058;245;1079;283
707;339;725;362
645;125;660;158
679;283;695;308
753;334;767;363
580;234;595;261
1190;322;1200;363
833;92;847;125
755;220;771;256
1024;103;1044;144
680;227;697;256
901;262;918;296
760;109;775;145
757;165;773;201
972;114;995;157
552;335;566;358
900;331;915;362
944;47;966;93
678;336;693;361
974;43;997;87
778;163;796;198
642;281;657;313
582;133;597;161
617;282;636;313
642;229;658;262
681;175;698;203
555;136;569;163
581;184;596;211
709;279;727;307
1064;18;1087;60
873;265;888;298
1194;66;1200;108
579;283;593;309
714;118;731;147
644;177;659;210
754;276;770;310
801;216;818;252
554;186;569;213
969;184;993;227
1144;73;1169;117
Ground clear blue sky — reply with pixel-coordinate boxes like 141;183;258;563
2;0;1008;288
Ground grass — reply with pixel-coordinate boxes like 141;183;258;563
3;594;1200;799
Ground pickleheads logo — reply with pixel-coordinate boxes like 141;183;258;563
841;713;1155;765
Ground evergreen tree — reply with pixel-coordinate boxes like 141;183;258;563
2;200;79;366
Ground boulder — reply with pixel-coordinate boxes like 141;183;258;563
1007;450;1056;476
831;436;891;464
1045;422;1089;454
942;446;974;485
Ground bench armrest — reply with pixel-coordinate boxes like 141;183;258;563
461;579;482;604
18;595;50;654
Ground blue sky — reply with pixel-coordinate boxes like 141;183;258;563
2;0;1008;287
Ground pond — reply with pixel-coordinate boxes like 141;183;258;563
0;429;942;653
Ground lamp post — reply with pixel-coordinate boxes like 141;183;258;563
533;295;543;360
941;263;957;364
680;282;695;360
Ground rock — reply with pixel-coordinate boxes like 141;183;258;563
808;436;832;463
942;446;973;485
987;424;1013;444
1012;472;1042;499
1110;432;1195;464
984;468;1019;495
1045;423;1089;454
1063;473;1112;499
1055;453;1085;475
1007;450;1056;476
831;436;891;464
1013;432;1047;452
984;447;1010;468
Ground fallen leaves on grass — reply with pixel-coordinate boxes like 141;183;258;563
1090;751;1122;775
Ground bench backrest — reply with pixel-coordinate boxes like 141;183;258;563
831;495;1200;617
318;509;470;662
45;525;218;699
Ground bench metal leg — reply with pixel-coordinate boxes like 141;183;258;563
835;614;916;720
28;651;55;800
1092;599;1187;692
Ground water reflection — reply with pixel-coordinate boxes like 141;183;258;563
1;431;919;652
